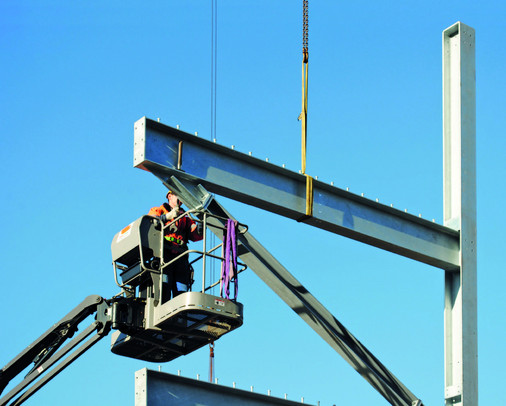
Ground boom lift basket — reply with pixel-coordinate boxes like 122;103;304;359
110;210;245;362
111;292;243;362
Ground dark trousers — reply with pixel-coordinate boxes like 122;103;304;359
161;254;192;303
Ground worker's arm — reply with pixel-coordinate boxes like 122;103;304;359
148;206;162;217
188;218;203;242
161;207;180;223
148;206;179;223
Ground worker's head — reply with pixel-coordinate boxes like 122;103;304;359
166;191;182;209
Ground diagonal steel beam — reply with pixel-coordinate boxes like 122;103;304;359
134;117;459;271
154;176;422;406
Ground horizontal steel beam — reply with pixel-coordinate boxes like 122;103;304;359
134;117;460;270
135;368;312;406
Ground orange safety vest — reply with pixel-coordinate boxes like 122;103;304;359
148;203;202;251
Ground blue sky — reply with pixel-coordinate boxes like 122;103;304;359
1;1;505;405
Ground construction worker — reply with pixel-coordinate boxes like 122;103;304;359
148;191;203;302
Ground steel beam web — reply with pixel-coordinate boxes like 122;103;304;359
133;117;459;271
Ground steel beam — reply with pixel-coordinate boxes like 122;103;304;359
133;117;460;270
442;22;477;406
156;177;422;406
135;368;311;406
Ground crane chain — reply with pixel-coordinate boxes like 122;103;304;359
303;0;308;63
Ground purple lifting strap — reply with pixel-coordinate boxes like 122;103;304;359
220;219;238;300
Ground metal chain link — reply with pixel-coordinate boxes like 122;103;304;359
303;0;308;62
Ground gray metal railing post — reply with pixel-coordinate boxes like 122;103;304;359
201;213;208;293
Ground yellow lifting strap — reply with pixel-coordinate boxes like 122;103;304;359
298;0;312;220
305;173;313;216
297;173;313;223
300;59;308;175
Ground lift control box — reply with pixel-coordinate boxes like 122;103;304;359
111;215;162;286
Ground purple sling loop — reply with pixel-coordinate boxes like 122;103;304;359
220;219;238;300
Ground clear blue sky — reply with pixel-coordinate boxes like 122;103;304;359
1;1;505;405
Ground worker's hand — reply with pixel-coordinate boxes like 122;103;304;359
161;207;180;223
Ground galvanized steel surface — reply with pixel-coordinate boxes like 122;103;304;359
134;117;460;270
442;22;477;406
135;368;313;406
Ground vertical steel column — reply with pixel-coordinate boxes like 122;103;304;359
443;22;477;406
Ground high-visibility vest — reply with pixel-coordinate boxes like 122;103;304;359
148;203;203;251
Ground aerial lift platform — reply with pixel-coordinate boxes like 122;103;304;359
109;211;245;363
0;209;246;406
